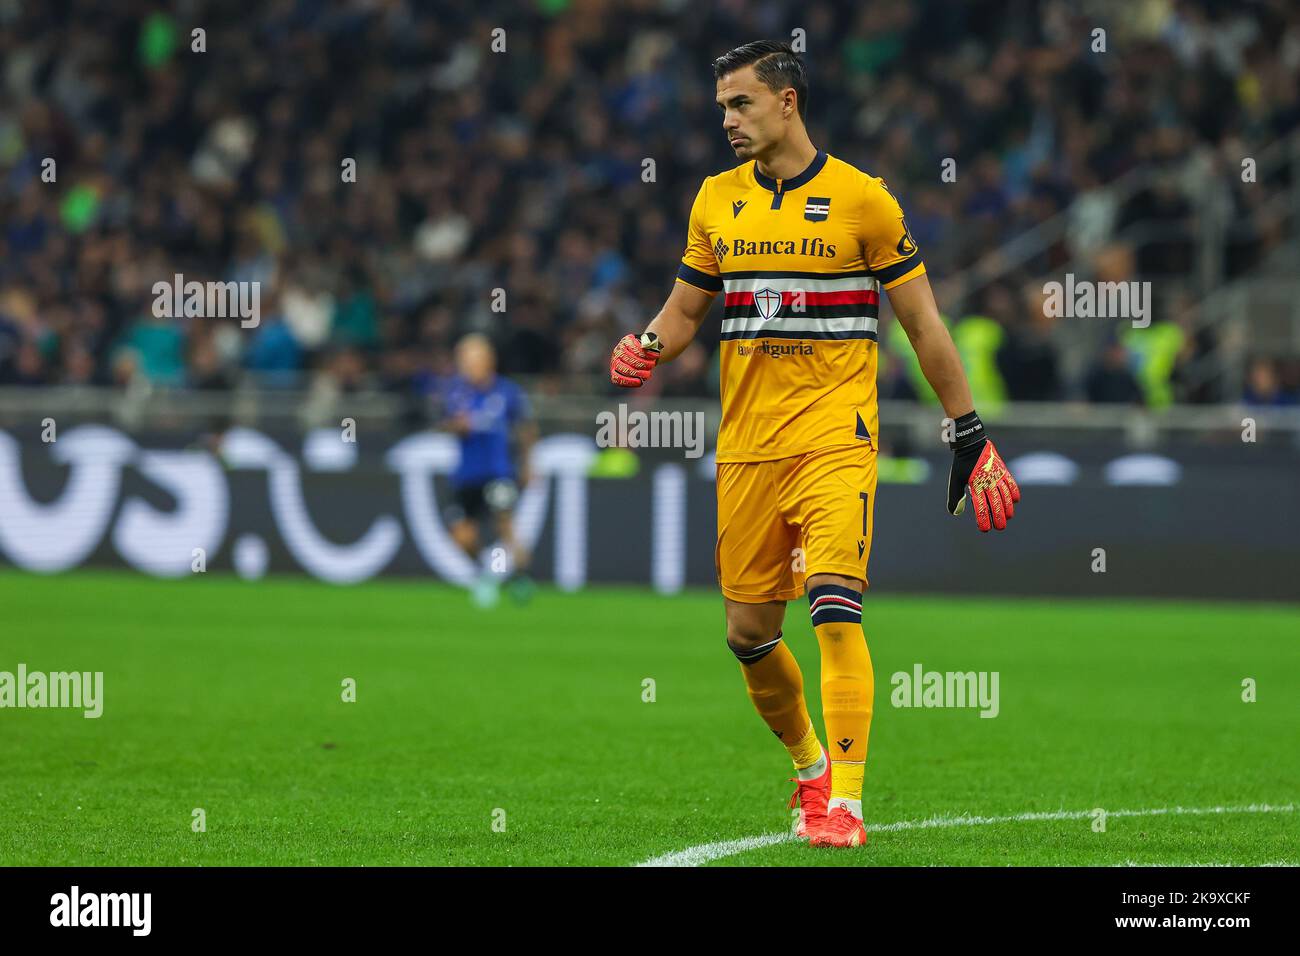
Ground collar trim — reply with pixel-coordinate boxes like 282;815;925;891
753;150;828;193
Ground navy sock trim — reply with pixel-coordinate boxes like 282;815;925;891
808;585;863;626
729;629;783;665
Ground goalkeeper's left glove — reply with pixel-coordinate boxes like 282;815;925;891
946;410;1021;532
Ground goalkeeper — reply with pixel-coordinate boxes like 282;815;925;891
608;40;1020;849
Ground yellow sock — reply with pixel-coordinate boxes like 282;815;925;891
808;584;874;809
831;761;865;803
729;631;820;768
787;721;824;772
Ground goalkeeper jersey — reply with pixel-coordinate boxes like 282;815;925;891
676;150;925;462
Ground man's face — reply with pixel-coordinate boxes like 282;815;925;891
716;65;789;161
456;339;495;384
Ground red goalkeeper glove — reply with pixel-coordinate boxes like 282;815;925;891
946;411;1021;532
610;332;663;387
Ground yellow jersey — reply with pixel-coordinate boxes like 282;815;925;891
676;150;925;462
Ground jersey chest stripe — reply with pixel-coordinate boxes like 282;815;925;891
719;327;878;342
723;290;879;307
723;275;882;296
721;314;880;337
722;305;880;322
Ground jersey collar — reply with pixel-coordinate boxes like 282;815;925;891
752;149;828;193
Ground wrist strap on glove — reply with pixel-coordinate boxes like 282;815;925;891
948;410;986;452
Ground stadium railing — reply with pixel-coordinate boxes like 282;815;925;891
3;387;1297;449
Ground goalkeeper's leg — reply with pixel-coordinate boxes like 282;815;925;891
725;598;812;750
806;573;873;847
785;443;878;847
725;598;830;837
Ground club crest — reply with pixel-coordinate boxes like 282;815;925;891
753;287;783;320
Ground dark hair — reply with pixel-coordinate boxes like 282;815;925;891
712;41;808;123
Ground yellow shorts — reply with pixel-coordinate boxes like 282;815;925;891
715;443;877;604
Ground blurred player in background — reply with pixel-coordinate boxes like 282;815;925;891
441;333;537;606
610;41;1021;848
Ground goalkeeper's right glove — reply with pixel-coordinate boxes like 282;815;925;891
610;332;663;387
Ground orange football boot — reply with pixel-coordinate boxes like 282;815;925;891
810;805;869;848
788;754;831;840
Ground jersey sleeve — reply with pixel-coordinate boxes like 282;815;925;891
860;176;926;290
675;178;723;295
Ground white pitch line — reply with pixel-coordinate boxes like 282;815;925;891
636;802;1296;867
1114;860;1297;867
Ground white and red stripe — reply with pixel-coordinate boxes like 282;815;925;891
723;289;879;308
810;594;862;615
721;274;880;338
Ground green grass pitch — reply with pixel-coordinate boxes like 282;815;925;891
1;569;1296;866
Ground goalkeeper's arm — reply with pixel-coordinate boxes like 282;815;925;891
887;272;1021;532
610;280;714;387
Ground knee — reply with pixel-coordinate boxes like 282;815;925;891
726;627;787;672
727;631;785;668
724;600;786;659
451;521;478;551
726;620;773;654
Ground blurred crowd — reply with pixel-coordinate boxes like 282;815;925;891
1;0;1298;411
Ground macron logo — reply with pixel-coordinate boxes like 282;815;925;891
50;886;151;936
